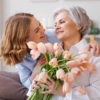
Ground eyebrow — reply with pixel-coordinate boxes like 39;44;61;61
55;18;65;24
34;21;40;32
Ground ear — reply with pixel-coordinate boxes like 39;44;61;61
77;24;82;31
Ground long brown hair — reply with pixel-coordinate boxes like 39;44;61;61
0;13;33;66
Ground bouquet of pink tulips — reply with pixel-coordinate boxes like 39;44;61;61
27;42;96;100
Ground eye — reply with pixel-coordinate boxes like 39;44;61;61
35;29;39;33
55;24;57;27
35;28;39;33
60;21;65;24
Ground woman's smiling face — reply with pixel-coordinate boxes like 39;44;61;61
26;17;46;44
54;11;81;42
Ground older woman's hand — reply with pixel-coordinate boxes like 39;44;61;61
31;76;65;97
87;40;100;57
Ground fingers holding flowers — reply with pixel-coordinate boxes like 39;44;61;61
31;78;40;92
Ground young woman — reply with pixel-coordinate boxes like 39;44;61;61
30;6;100;100
0;12;100;91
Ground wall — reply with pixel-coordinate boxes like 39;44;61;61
1;0;100;71
1;0;100;32
0;0;1;70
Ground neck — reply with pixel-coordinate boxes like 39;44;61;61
63;33;81;51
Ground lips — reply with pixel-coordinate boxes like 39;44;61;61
57;31;64;35
40;34;45;38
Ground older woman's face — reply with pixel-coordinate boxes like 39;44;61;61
26;17;46;44
55;11;80;42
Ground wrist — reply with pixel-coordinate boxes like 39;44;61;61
54;84;65;97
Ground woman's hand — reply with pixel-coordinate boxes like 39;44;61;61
31;76;65;97
36;55;46;67
30;55;46;83
87;40;100;56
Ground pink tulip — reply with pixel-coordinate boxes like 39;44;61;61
45;43;54;53
56;69;65;80
64;73;75;83
91;64;96;72
78;48;89;54
55;49;61;57
64;53;71;60
78;48;90;61
63;51;71;60
62;82;71;93
71;67;81;77
49;58;58;67
30;49;40;60
63;51;70;56
77;86;86;95
74;59;83;65
27;41;37;49
53;43;61;51
66;60;79;68
80;62;92;73
37;42;47;54
38;72;48;82
79;53;90;62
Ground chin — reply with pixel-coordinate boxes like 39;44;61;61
57;36;64;42
42;37;46;42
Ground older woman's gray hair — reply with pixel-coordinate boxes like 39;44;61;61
53;5;91;38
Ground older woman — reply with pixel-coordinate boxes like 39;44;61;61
30;6;100;100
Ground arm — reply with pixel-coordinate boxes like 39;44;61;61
30;55;46;83
16;55;46;88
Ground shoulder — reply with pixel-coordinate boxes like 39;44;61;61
16;55;37;71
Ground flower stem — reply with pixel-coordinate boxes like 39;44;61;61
31;92;36;100
66;66;70;72
71;54;79;59
43;94;47;100
74;82;79;87
57;65;60;69
58;59;66;62
46;52;53;58
44;54;48;63
59;63;66;66
47;69;53;73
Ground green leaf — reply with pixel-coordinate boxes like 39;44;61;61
27;92;35;100
52;74;56;80
34;83;45;100
39;65;46;71
46;63;51;71
48;71;54;77
55;79;60;91
46;94;54;100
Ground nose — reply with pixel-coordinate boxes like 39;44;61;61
40;24;45;33
55;23;61;30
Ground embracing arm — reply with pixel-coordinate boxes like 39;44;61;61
16;55;46;89
87;40;100;56
30;55;46;83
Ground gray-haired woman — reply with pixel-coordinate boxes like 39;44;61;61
30;6;100;100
